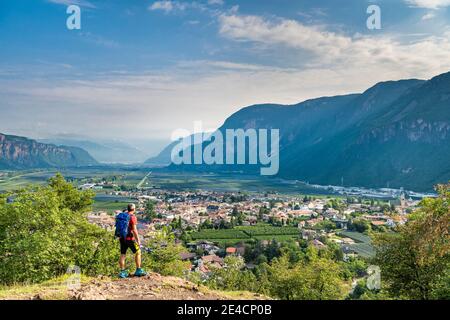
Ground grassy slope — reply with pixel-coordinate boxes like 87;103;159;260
0;275;92;300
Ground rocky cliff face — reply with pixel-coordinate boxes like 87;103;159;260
0;133;97;169
159;71;450;191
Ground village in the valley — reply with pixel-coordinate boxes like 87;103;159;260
86;180;423;276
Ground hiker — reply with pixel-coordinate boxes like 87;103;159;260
115;203;147;278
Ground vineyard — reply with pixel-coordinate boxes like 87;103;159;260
338;231;375;258
190;229;250;240
190;225;300;244
338;231;371;243
349;243;375;258
236;226;299;237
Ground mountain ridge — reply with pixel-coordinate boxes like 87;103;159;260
38;138;150;164
149;71;450;191
0;133;98;169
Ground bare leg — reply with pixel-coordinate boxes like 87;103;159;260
119;254;126;270
135;250;142;269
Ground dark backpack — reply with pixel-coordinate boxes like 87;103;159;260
115;212;131;239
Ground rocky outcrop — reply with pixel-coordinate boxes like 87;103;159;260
0;133;97;169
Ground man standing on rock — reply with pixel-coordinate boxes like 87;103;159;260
116;203;147;278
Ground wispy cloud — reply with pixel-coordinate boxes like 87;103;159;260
218;13;450;76
47;0;96;9
148;1;210;13
0;60;392;141
422;12;436;19
79;32;119;48
148;1;183;13
5;0;450;145
405;0;450;9
208;0;224;5
148;0;225;14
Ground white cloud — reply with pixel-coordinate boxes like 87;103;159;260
3;48;449;144
79;32;119;48
186;20;200;25
4;14;450;143
405;0;450;9
218;14;450;76
149;1;185;13
421;12;436;19
208;0;224;5
148;1;221;14
0;62;393;142
4;8;450;145
47;0;96;8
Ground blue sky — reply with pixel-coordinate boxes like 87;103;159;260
1;0;450;155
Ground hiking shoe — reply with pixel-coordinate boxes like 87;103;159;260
119;270;129;278
134;268;147;277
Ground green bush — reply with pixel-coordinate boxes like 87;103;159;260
373;183;450;300
263;250;347;300
0;174;117;285
206;256;257;292
142;228;191;277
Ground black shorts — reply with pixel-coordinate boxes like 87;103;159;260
119;238;140;255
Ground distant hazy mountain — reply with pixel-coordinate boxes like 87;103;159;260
145;140;177;166
39;138;149;164
145;133;205;166
158;71;450;191
0;133;97;169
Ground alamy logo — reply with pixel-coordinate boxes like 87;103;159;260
366;265;381;290
367;5;381;30
66;5;81;30
66;265;81;290
171;121;280;176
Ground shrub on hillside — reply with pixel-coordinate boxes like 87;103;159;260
0;174;117;284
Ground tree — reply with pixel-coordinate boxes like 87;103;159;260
314;220;336;232
143;228;191;277
199;219;213;230
144;200;157;222
373;183;450;300
170;216;183;230
258;206;270;221
48;173;95;212
206;255;257;291
265;252;347;300
265;240;281;261
349;218;371;233
0;174;117;285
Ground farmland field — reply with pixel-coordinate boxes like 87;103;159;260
349;243;375;259
206;239;255;246
236;225;299;237
338;231;371;243
190;229;250;240
0;167;345;198
147;171;338;196
92;194;136;213
190;225;300;245
252;235;298;241
0;167;144;191
338;231;375;258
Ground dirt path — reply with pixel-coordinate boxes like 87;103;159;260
69;273;267;300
